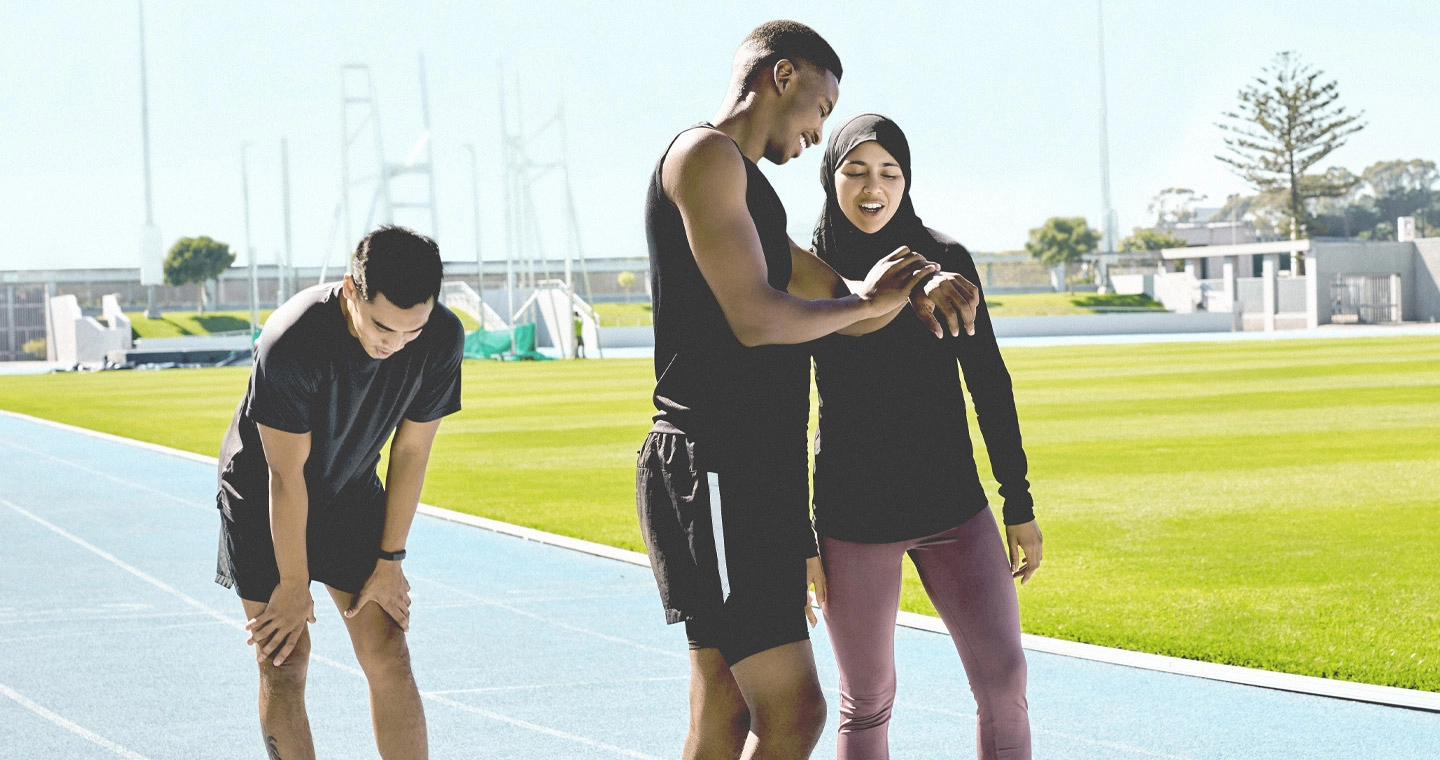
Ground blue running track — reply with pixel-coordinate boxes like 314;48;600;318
0;411;1436;759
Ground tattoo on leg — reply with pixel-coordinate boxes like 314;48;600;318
266;736;283;760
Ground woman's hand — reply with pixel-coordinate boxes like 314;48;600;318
857;247;941;316
1006;520;1043;585
805;555;827;627
910;271;980;338
245;581;316;666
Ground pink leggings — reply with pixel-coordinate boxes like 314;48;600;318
820;509;1030;759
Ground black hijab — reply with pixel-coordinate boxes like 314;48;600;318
812;113;938;281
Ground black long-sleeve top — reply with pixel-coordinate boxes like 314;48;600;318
811;231;1034;543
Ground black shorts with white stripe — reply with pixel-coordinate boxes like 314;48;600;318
635;431;809;666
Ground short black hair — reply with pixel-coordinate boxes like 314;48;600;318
351;225;443;309
733;20;843;96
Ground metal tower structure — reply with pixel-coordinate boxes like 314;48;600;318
339;58;440;265
497;65;594;327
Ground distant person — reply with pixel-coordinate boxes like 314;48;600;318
215;225;464;760
574;309;586;358
636;21;978;760
809;114;1040;759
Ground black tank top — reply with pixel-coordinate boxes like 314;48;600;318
645;124;809;472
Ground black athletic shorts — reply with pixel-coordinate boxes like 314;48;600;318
215;478;387;603
636;432;809;666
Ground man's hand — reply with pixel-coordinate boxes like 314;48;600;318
245;581;315;666
345;558;412;631
804;555;827;628
856;247;940;316
911;271;980;338
1006;520;1043;585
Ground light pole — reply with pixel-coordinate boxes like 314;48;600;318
464;143;485;325
280;138;293;303
241;141;257;331
137;0;162;318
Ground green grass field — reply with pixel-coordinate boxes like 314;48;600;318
126;310;275;339
1;336;1437;691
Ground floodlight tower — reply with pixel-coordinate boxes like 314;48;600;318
136;0;163;318
242;141;257;330
339;60;442;256
1097;0;1118;256
497;68;595;311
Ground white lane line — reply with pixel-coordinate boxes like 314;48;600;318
0;491;670;755
0;496;238;628
6;408;1438;712
422;693;664;760
408;573;683;660
0;681;153;760
426;675;685;696
878;695;1193;760
0;437;206;509
0;619;228;645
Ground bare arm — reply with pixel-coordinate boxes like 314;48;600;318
342;417;443;631
786;239;909;336
380;417;441;555
246;424;316;666
664;130;932;347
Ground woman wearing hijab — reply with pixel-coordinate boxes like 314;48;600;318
810;113;1040;759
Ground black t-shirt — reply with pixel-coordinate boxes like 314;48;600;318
645;124;810;473
812;233;1034;543
216;283;464;520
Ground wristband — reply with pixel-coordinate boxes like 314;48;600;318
378;548;407;562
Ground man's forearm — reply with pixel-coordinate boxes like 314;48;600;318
380;447;431;552
268;473;310;584
729;287;882;347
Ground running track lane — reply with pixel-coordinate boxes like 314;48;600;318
0;411;1436;758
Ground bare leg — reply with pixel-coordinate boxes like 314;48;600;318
326;586;428;760
242;598;315;760
685;647;750;760
728;640;827;760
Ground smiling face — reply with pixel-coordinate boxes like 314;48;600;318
834;140;905;233
762;60;839;165
341;274;431;360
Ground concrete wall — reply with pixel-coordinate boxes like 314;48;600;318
991;312;1234;337
1414;239;1440;322
1307;241;1417;325
49;294;131;365
597;326;654;348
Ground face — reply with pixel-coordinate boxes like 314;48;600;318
834;140;905;233
763;60;839;165
341;274;432;360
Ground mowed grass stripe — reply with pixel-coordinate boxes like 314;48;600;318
0;335;1436;691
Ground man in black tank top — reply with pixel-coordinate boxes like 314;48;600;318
635;20;967;760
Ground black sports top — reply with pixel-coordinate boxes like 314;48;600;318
645;124;809;473
216;283;464;521
810;113;1033;543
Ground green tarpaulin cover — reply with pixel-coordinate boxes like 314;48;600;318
463;323;550;361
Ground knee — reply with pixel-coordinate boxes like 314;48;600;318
976;648;1028;710
353;628;414;683
257;638;311;696
754;681;826;744
690;696;749;742
839;688;895;732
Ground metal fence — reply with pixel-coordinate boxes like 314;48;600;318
1331;273;1402;324
1;285;49;361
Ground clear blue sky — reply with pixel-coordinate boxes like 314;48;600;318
3;0;1438;272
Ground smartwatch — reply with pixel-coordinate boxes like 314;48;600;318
378;548;407;562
